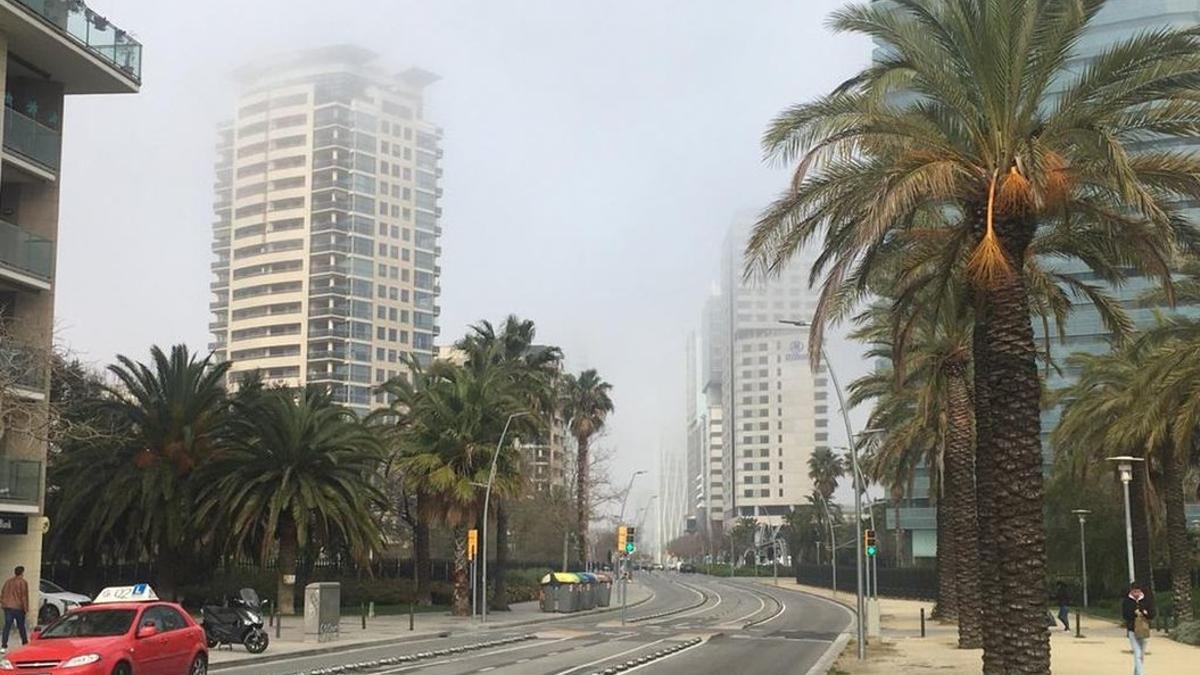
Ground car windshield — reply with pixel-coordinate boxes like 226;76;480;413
39;580;65;594
40;610;135;639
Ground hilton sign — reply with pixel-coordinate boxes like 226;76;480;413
784;340;807;362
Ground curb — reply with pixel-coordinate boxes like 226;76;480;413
805;632;851;675
210;584;654;671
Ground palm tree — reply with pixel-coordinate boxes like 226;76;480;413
195;388;385;614
394;360;529;616
561;369;614;566
807;448;844;503
456;315;562;610
749;3;1200;670
82;345;230;599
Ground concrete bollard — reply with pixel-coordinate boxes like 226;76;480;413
920;607;926;637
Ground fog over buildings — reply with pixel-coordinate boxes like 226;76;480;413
49;1;873;545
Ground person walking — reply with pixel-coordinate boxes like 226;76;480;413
1055;581;1071;631
1122;581;1155;675
0;566;29;652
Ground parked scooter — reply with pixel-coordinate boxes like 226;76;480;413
202;588;269;653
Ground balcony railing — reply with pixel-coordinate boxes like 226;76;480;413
13;0;143;82
0;220;53;282
0;341;46;391
0;457;42;506
3;107;61;170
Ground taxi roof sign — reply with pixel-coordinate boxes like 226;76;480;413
93;584;158;604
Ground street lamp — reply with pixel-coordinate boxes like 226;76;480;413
617;470;647;526
1106;456;1145;584
481;411;528;623
1071;509;1091;608
779;318;876;659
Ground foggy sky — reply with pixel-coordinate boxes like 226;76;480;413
55;1;872;518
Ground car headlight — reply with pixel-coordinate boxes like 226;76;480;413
62;654;101;668
63;600;80;609
0;658;14;670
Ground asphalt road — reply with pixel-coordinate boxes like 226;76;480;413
216;574;853;675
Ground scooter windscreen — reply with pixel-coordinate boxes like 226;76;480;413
239;588;262;611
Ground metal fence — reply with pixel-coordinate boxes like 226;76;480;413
795;563;938;600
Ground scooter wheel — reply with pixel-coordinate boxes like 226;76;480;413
206;637;218;649
244;630;269;654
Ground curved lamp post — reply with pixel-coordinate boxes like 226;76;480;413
481;411;528;623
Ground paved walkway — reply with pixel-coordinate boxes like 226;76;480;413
751;579;1198;674
209;579;652;670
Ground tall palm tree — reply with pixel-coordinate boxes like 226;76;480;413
456;315;562;609
395;360;529;616
561;369;614;566
81;345;230;599
195;388;385;614
806;448;844;503
749;2;1200;669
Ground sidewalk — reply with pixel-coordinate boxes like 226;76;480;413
209;580;652;670
752;579;1198;674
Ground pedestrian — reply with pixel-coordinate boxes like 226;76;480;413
1122;581;1155;675
0;566;29;652
1055;581;1071;631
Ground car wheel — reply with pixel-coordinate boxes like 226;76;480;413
244;629;269;654
189;653;208;675
112;662;131;675
37;604;59;626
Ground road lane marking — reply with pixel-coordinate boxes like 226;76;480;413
547;637;671;675
372;635;574;674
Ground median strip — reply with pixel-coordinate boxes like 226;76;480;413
584;637;704;674
286;633;539;675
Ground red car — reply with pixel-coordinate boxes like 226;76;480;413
0;588;207;675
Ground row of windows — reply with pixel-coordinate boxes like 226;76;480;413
231;323;301;342
742;489;784;499
233;259;303;280
237;176;306;198
230;344;301;361
237;135;306;158
234;197;305;219
233;238;304;260
234;219;304;241
742;475;782;484
232;280;302;300
237;113;307;138
237;92;309;118
231;301;302;321
235;155;306;179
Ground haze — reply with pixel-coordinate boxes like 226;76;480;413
54;0;871;514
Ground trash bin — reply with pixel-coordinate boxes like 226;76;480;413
594;572;613;607
540;573;579;613
576;573;597;610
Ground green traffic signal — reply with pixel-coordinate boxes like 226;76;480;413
867;545;877;556
625;542;635;554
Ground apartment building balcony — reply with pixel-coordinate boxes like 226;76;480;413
309;283;349;297
4;0;141;93
0;456;42;512
0;219;53;290
2;106;61;172
0;340;46;400
308;326;350;339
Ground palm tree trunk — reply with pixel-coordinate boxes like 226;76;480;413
277;522;298;615
156;532;180;602
1161;444;1193;623
1130;460;1154;588
451;526;469;616
944;358;982;649
491;501;510;611
973;214;1049;674
575;436;590;565
414;491;433;606
933;483;958;621
972;309;1005;674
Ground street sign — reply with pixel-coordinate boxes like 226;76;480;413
0;514;28;535
467;528;478;560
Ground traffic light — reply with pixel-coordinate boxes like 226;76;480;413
617;526;627;553
626;527;637;554
865;529;878;557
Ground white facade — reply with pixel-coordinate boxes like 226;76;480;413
703;220;828;528
209;47;442;413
